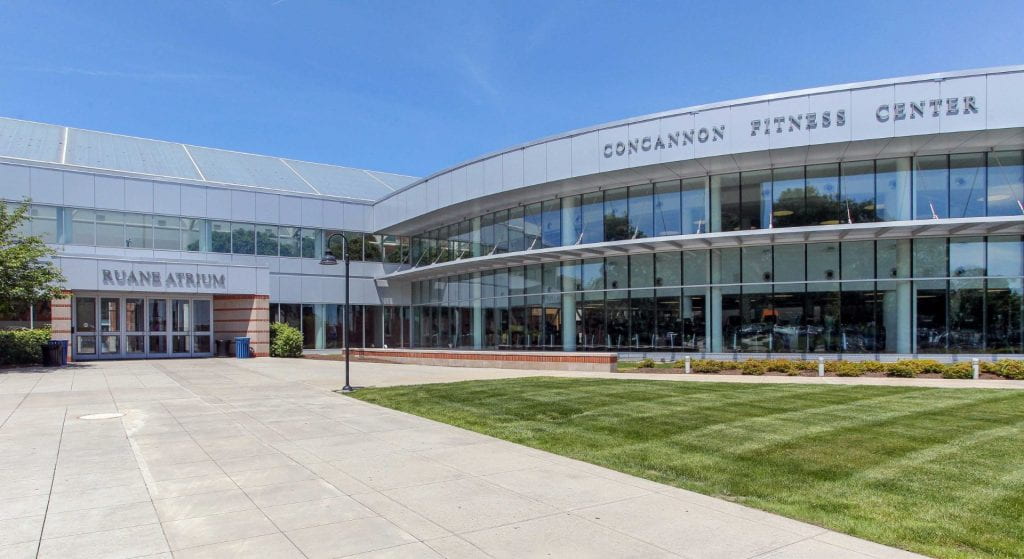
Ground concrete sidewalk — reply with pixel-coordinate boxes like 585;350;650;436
0;359;927;558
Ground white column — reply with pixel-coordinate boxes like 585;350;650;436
562;294;577;351
471;273;483;349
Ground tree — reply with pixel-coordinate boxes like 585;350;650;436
0;200;66;316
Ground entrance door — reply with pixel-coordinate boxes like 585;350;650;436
73;297;98;358
148;298;169;356
170;299;191;356
125;298;146;356
99;297;121;356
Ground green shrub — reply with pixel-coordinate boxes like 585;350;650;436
941;362;974;379
859;361;886;373
636;357;657;369
914;359;946;375
886;361;918;378
688;358;729;373
0;328;51;365
739;360;768;375
269;322;303;358
766;358;803;375
989;360;1024;380
827;361;866;377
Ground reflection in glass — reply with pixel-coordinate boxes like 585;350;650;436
75;297;96;332
914;155;948;219
916;279;947;353
913;238;947;278
711;173;740;232
741;170;771;230
806;164;841;225
210;221;231;253
987;151;1024;217
987;278;1022;353
627;184;654;239
580;193;603;245
100;298;119;332
840;281;877;352
949;237;985;277
681;177;708;234
949;279;984;353
949;153;986;218
841;160;875;223
771;167;805;228
604;188;629;242
653;181;681;237
876;158;911;221
987;236;1023;277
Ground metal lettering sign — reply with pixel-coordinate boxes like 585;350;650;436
876;96;979;122
100;269;226;290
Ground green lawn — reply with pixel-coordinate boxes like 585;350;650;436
349;378;1024;559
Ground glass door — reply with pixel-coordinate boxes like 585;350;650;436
148;298;168;356
171;299;191;355
73;297;98;358
99;297;121;356
125;298;146;356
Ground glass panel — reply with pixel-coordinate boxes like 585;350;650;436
840;281;877;352
31;301;51;330
94;210;124;247
579;293;605;349
681;177;708;235
916;279;947;353
987;278;1023;353
149;299;167;332
126;335;145;354
807;243;839;281
541;200;560;248
949;237;985;277
914;155;948;219
125;213;153;249
877;280;912;353
877;238;911;279
712;248;741;284
279;304;301;329
742;246;773;283
524;203;542;250
654;252;681;288
627;184;654;239
193;336;211;353
364;234;382;262
581;258;604;291
100;298;120;332
603;187;629;242
739;284;773;351
278;226;300;257
806;282;841;352
69;209;95;245
172;335;190;353
771;166;805;228
841;160;875;224
806;163;841;225
100;335;119;354
720;285;741;351
876;158;912;221
125;298;144;332
580;192;603;244
630;289;656;350
149;335;167;354
841;240;874;280
256;224;279;256
525;265;542;295
171;300;190;332
653;180;681;237
153;216;180;250
75;297;96;332
655;288;681;349
28;205;59;243
301;228;319;258
683;250;709;285
987;151;1024;217
541;263;559;293
193;300;211;332
682;286;707;351
231;223;255;255
183;218;204;251
302;304;316;349
740;170;771;230
629;254;654;289
508;207;526;251
773;244;805;283
76;336;96;355
711;173;740;232
605;256;628;290
913;238;947;278
210;221;231;253
771;283;804;353
606;290;629;350
949;153;986;218
949;279;984;353
987;236;1023;277
561;195;582;246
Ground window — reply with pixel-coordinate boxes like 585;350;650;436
712;248;741;284
773;245;805;283
711;173;740;232
949;153;986;218
301;228;319;258
876;158;911;221
28;205;59;243
913;238;947;278
681;177;707;234
364;234;382;262
605;256;628;290
231;222;255;254
948;237;985;277
840;160;875;224
580;192;603;244
771;167;805;228
94;210;123;247
507;207;525;252
806;243;839;281
654;252;680;287
806;163;841;225
841;240;874;280
153;216;180;250
210;221;231;253
278;226;300;257
604;187;629;241
914;155;948;219
742;246;772;283
627;184;654;239
682;250;709;285
987;236;1023;277
740;170;771;230
524;203;542;250
183;218;205;252
256;224;279;256
987;151;1024;217
125;213;152;248
630;254;654;288
541;201;560;248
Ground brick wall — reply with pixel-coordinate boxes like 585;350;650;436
50;292;72;361
213;295;270;357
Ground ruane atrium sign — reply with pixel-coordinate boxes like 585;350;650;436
100;268;227;290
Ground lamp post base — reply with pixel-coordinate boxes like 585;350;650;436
341;385;355;393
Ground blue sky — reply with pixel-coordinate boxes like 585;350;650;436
1;0;1021;177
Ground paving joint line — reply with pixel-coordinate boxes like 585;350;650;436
33;406;68;559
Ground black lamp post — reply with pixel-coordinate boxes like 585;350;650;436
320;233;353;392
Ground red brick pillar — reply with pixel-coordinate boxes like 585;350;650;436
213;295;270;357
50;292;72;362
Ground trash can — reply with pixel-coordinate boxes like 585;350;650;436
55;340;68;366
214;339;224;357
234;337;251;359
41;340;63;366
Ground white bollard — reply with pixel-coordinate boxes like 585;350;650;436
818;357;825;377
684;356;691;374
972;358;980;380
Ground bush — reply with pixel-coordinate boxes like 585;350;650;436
989;360;1024;380
739;360;769;375
886;359;945;378
269;322;303;358
636;357;657;369
941;362;973;379
766;358;804;375
687;358;730;373
0;328;51;365
827;361;866;377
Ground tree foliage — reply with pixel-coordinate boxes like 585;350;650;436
0;200;66;315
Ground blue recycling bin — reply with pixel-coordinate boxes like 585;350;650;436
234;337;251;359
55;339;68;366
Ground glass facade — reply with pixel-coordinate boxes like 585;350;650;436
409;236;1024;354
408;152;1024;267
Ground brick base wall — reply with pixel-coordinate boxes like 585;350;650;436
213;295;270;357
310;348;618;372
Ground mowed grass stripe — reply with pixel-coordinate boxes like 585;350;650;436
350;377;1024;559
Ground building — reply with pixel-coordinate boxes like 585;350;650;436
2;66;1023;360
